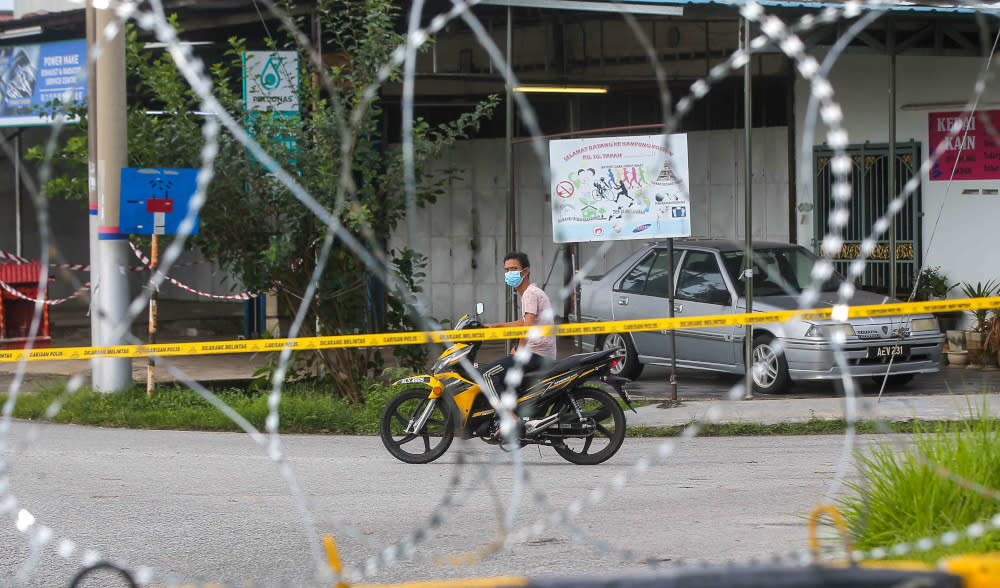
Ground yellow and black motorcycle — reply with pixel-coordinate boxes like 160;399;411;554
379;312;635;465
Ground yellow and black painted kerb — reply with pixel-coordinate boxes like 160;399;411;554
3;297;996;364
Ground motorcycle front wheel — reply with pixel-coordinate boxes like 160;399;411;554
550;382;626;465
379;387;455;464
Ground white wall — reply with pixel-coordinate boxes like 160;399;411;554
14;0;74;18
395;128;790;323
688;128;790;244
390;138;509;325
794;53;1000;289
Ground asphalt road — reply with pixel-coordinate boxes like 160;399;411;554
0;421;878;587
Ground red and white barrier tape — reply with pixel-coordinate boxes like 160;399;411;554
49;262;103;271
0;247;206;272
0;246;255;302
0;249;100;270
128;242;260;301
0;279;90;305
0;249;31;265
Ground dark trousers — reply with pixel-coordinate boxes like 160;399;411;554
478;352;545;404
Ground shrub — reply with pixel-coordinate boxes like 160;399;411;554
911;266;954;301
838;406;1000;562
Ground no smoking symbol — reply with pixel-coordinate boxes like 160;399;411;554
556;181;575;198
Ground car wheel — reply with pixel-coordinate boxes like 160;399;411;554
599;333;643;380
750;334;790;394
870;373;915;387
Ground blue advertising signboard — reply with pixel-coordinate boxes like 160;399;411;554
0;39;87;127
120;168;201;235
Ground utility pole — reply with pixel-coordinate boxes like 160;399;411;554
888;53;897;300
504;5;515;324
742;17;754;401
89;0;131;391
86;0;101;386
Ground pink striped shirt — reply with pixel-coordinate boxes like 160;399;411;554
520;283;557;359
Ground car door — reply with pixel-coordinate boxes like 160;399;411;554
671;249;739;367
611;248;682;361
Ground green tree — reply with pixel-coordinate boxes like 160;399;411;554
31;3;498;403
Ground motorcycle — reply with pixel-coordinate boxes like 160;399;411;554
379;308;635;465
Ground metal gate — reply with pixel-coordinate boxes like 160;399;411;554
813;142;922;295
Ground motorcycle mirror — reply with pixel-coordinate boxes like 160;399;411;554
475;302;484;316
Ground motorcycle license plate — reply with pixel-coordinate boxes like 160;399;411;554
871;345;904;358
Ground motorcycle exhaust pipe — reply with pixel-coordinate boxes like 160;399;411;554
523;414;560;436
523;414;594;437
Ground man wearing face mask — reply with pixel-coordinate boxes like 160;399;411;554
480;252;557;439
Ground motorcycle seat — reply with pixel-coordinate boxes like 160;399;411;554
519;349;616;386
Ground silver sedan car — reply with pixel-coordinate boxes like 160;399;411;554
576;240;944;394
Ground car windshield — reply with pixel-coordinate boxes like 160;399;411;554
721;247;843;296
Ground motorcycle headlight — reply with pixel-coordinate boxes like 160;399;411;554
910;317;939;333
431;345;473;373
805;323;856;339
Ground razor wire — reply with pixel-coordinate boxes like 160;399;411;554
0;5;796;588
0;2;900;584
3;0;1000;586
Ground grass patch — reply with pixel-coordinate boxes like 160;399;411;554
5;381;993;444
838;407;1000;562
1;380;399;434
5;381;990;439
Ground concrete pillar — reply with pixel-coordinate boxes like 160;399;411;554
90;0;131;392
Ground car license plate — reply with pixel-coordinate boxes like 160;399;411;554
872;345;904;358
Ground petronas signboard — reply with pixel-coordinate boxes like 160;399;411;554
242;51;299;113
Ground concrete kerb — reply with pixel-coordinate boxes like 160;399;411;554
628;391;1000;428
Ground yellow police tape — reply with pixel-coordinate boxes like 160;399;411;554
1;296;997;363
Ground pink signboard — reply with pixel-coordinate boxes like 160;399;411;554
928;110;1000;181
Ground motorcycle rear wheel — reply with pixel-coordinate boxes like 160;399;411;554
550;382;626;465
380;387;455;464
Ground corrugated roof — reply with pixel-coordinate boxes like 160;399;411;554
0;261;44;285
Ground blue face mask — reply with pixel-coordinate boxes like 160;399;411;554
504;270;524;288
